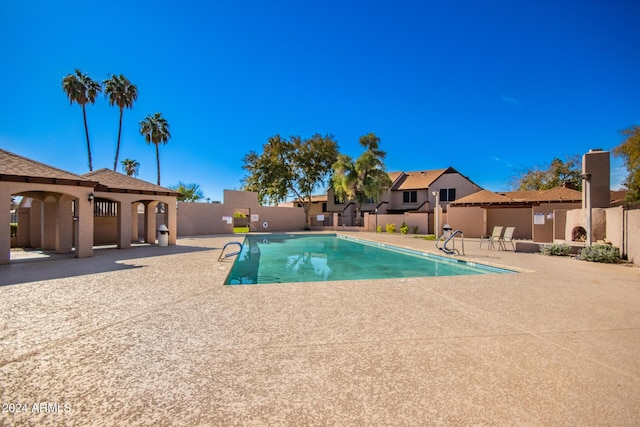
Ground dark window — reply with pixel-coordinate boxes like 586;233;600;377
364;196;375;204
322;202;327;212
334;194;342;204
441;188;456;202
403;191;417;203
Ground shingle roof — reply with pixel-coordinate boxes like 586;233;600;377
452;190;514;205
451;186;582;206
0;149;96;187
83;169;180;196
390;167;457;191
523;186;582;202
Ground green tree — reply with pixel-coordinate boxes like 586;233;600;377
62;69;102;171
169;181;204;202
242;133;339;225
139;113;171;185
613;125;640;202
331;133;392;225
121;158;140;177
513;156;582;191
104;74;138;171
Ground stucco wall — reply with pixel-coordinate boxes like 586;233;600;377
447;206;485;237
363;212;429;233
176;190;306;236
533;202;582;243
488;208;532;240
626;209;640;264
565;208;607;243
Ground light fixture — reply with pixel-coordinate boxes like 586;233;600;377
88;192;95;203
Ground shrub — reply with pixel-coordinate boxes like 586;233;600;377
540;243;572;257
10;223;17;238
385;223;396;234
578;244;621;263
400;222;409;234
376;225;382;233
412;225;419;234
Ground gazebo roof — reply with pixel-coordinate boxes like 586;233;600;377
83;169;180;197
0;149;96;187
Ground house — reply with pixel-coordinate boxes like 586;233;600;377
326;167;482;226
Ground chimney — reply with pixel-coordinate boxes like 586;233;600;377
582;149;610;208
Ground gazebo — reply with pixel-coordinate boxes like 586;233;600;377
1;149;179;264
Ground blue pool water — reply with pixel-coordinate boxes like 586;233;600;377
224;234;513;285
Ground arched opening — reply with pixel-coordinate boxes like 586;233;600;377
8;190;78;261
572;226;587;242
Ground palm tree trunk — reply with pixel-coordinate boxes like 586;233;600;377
113;107;124;171
82;104;93;171
155;143;161;185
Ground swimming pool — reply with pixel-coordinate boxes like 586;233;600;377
224;234;514;285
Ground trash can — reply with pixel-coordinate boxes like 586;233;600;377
157;224;169;247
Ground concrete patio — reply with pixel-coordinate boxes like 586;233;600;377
1;232;639;426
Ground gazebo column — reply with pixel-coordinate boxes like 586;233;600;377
167;201;177;245
57;196;74;253
30;198;42;248
131;203;140;242
144;202;158;244
75;193;94;258
0;187;11;264
117;201;132;249
42;196;58;250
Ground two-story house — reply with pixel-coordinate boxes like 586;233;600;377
326;167;482;224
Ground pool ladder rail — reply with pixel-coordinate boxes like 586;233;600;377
436;230;465;255
218;241;243;261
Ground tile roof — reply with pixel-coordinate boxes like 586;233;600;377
0;149;96;187
83;169;180;196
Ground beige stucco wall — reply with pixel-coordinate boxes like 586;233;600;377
565;208;607;243
625;209;640;264
605;206;624;250
363;212;429;233
447;206;485;238
176;190;306;236
488;208;532;240
533;202;582;243
431;174;482;209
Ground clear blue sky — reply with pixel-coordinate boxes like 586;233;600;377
1;0;638;202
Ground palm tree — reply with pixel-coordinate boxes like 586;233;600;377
121;158;140;177
62;69;102;171
104;74;138;171
169;181;204;202
331;133;392;225
139;113;171;185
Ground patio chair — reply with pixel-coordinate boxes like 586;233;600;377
480;226;503;250
500;226;516;251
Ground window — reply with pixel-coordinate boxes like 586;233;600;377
403;191;417;203
334;194;342;204
322;202;327;212
440;188;456;202
364;196;375;204
94;200;118;217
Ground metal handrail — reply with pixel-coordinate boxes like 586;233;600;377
436;230;464;255
218;241;243;261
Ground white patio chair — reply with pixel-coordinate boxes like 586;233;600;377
500;226;516;251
